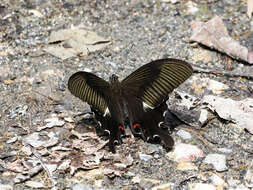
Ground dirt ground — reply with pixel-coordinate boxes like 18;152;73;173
0;0;253;189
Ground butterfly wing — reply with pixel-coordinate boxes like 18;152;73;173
121;59;192;147
68;72;124;152
121;58;193;108
142;101;174;149
68;71;110;115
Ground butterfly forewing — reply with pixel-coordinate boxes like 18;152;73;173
68;71;110;114
121;59;193;108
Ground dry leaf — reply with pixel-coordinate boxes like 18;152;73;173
203;95;253;134
44;28;110;60
190;16;252;64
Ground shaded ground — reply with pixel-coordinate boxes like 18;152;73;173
0;0;252;189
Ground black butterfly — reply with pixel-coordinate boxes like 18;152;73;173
68;58;193;152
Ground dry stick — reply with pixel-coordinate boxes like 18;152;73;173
32;90;61;104
193;66;253;80
23;142;57;187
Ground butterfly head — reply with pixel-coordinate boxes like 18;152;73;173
109;74;119;84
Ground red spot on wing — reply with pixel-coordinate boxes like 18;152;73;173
118;125;124;131
133;123;141;129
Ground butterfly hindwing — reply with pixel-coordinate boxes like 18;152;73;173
92;107;122;153
141;101;174;149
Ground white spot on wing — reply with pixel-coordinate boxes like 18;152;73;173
163;110;167;117
158;121;164;127
153;135;159;139
103;107;110;117
143;102;154;110
104;129;110;135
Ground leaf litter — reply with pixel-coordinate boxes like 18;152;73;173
44;28;111;60
190;16;253;64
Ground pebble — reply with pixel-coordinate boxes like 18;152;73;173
177;161;197;171
25;181;44;188
152;183;172;190
125;171;135;178
199;109;208;124
217;148;233;154
167;143;204;162
234;184;250;190
189;183;216;190
176;129;192;140
147;144;161;153
0;184;13;190
72;184;92;190
139;153;153;162
204;154;227;172
209;174;226;186
227;179;241;187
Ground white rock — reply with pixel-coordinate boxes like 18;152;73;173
209;174;225;186
167;143;204;162
176;129;192;140
139;153;153;162
235;184;250;190
199;109;208;124
25;181;45;188
204;154;227;172
189;183;216;190
217;148;233;154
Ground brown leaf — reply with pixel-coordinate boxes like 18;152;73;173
190;16;252;64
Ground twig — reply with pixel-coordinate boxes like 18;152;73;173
32;90;61;104
193;66;253;80
24;142;57;187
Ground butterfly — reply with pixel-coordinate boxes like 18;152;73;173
68;58;193;152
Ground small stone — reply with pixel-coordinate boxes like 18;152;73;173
185;1;199;15
177;161;197;171
235;184;250;190
147;144;161;153
209;174;226;186
189;183;216;190
227;179;241;187
132;175;141;184
199;109;208;124
176;129;192;140
217;148;232;154
167;143;204;162
72;184;92;190
204;154;227;172
0;184;13;190
152;183;172;190
139;153;153;162
125;171;135;178
64;117;74;122
6;135;19;144
114;163;127;169
25;181;45;188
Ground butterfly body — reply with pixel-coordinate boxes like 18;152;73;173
68;58;193;152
